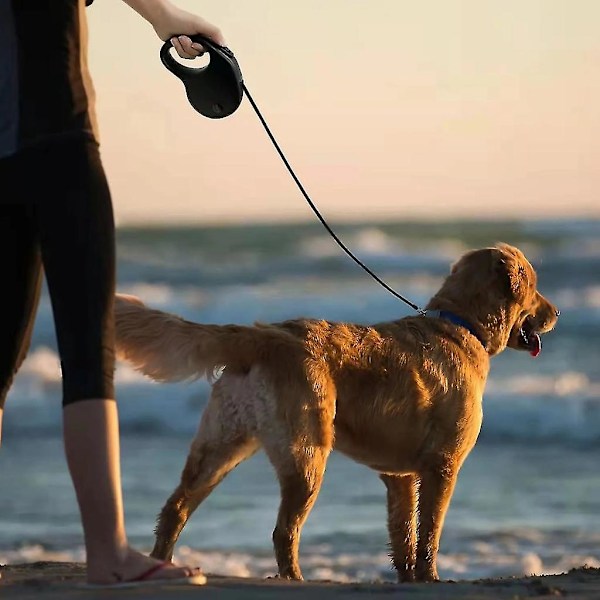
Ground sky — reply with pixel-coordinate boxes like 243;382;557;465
87;0;600;225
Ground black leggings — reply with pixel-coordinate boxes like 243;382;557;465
0;137;115;407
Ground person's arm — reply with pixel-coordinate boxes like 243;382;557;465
122;0;224;58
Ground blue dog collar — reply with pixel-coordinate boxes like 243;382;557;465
427;310;486;349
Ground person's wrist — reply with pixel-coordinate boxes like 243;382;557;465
124;0;170;31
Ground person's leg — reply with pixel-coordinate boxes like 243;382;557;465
0;188;42;586
0;185;43;446
63;400;203;583
31;139;201;583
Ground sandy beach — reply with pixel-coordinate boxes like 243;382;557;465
1;562;599;599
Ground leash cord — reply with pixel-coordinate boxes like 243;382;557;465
242;83;425;315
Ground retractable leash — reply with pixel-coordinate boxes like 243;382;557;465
160;35;425;315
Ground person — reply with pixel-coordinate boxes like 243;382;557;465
0;0;224;587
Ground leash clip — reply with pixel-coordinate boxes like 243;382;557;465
160;35;244;118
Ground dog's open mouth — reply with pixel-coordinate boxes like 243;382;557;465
518;318;542;357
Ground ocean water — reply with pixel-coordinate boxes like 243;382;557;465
1;218;599;582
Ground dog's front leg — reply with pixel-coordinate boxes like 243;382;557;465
380;473;418;582
415;464;458;582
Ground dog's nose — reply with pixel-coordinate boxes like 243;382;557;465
555;309;560;317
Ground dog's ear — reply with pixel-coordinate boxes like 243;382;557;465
450;245;532;303
450;247;498;276
493;243;533;303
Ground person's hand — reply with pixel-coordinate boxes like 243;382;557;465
124;0;225;58
157;4;225;59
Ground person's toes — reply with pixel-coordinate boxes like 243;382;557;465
144;563;201;581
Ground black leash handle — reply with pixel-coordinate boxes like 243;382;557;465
161;36;425;314
160;35;243;118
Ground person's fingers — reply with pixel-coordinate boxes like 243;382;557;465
177;35;203;57
170;36;187;57
170;36;196;59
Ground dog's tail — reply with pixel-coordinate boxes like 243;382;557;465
114;294;289;383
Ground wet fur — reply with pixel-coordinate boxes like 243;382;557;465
114;243;558;582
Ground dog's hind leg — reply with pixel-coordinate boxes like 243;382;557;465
380;473;418;582
265;442;330;580
260;377;335;580
151;434;259;561
152;375;260;561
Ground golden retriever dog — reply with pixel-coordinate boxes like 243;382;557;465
114;243;558;583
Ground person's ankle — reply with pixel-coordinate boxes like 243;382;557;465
85;542;130;574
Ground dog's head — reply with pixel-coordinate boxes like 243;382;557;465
429;243;559;356
494;244;559;356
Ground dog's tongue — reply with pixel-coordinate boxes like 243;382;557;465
529;333;541;357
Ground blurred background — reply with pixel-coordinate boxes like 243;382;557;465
1;0;599;582
90;0;598;224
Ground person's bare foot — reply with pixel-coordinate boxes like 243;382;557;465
86;546;202;584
